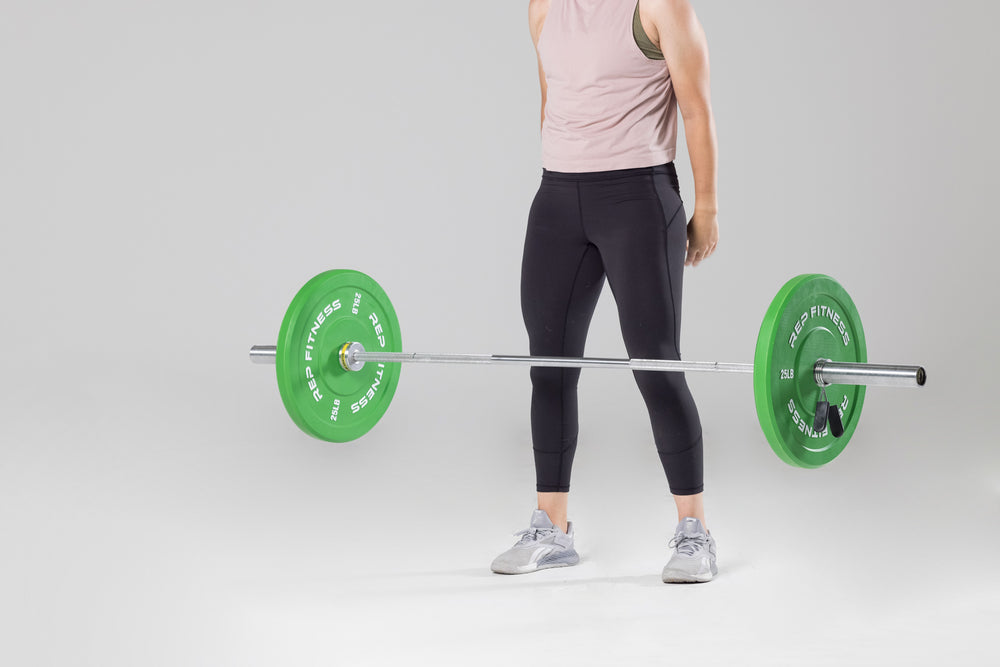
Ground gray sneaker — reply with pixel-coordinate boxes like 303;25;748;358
490;509;580;574
662;517;717;583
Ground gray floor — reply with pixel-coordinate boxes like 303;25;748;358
3;360;997;666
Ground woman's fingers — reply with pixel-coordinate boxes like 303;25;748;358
685;240;718;267
685;212;719;267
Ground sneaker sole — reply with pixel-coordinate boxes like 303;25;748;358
661;568;715;584
491;555;580;575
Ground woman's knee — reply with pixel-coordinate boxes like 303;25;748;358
632;370;689;402
530;366;582;394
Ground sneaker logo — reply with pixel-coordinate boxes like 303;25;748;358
531;546;552;563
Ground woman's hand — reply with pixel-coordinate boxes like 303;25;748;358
685;209;718;267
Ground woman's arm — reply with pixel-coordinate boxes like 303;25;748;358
529;0;550;131
643;0;719;267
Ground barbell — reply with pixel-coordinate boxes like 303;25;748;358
250;269;926;468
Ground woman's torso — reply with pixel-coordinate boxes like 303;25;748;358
538;0;678;173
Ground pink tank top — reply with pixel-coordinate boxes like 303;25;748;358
538;0;678;172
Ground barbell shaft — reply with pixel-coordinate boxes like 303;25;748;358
248;344;926;388
353;350;754;374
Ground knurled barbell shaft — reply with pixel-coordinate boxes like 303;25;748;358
248;345;926;388
353;350;754;374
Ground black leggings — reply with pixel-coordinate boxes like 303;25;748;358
520;163;703;496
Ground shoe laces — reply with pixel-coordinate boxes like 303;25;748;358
669;532;708;557
513;527;553;546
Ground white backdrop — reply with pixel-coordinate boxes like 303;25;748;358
2;1;997;665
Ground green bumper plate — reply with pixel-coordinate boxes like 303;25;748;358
275;269;402;442
754;274;867;468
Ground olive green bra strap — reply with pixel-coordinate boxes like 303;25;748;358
633;1;665;61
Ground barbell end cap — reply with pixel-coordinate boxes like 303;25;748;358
916;367;927;386
250;345;277;364
339;342;367;372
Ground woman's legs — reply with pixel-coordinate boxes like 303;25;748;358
521;166;706;535
583;165;706;502
521;175;605;506
537;492;569;534
674;492;706;530
537;491;703;534
577;166;714;581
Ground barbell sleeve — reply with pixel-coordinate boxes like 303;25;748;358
814;360;926;388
